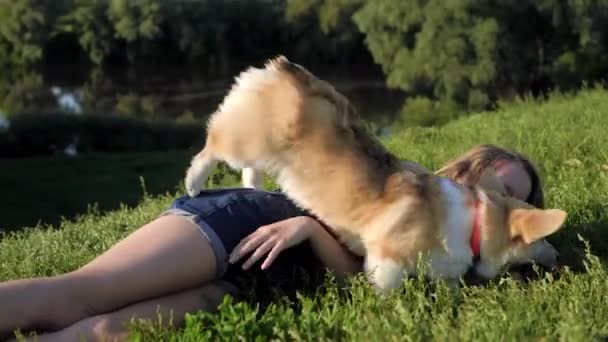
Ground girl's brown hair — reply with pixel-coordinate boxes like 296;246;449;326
435;144;544;208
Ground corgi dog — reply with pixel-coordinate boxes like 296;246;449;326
185;56;567;292
240;161;560;271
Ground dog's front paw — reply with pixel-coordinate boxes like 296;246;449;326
185;170;203;197
364;256;406;294
186;184;201;197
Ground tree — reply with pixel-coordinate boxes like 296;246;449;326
55;0;114;64
297;0;608;125
0;0;47;65
354;1;498;124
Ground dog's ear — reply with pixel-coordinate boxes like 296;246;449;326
477;167;508;195
509;208;567;244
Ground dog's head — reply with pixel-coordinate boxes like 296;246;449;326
364;170;566;293
470;188;566;280
475;169;561;271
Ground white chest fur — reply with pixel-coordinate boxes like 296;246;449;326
426;179;475;280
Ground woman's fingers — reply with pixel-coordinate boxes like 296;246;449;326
229;234;256;262
241;238;277;270
229;229;270;263
261;240;286;270
229;218;305;268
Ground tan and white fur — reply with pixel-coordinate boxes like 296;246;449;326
185;56;567;292
241;160;559;270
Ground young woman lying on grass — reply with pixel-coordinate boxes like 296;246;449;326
0;144;550;341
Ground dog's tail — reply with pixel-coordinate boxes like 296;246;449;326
264;55;294;71
266;55;363;130
212;55;310;123
264;55;314;84
186;56;303;198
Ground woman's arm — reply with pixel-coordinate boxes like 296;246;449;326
228;216;363;279
304;217;363;277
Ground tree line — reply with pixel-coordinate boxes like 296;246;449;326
1;0;607;125
0;0;370;68
292;0;608;124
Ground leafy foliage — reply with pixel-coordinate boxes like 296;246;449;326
0;0;48;65
3;0;607;126
289;0;608;125
55;0;114;64
0;69;43;115
355;0;498;113
0;0;369;67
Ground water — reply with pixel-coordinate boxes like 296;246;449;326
0;64;405;132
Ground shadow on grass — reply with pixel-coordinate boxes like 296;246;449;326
555;218;608;271
0;151;194;232
0;151;247;234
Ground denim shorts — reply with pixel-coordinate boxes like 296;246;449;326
162;188;322;294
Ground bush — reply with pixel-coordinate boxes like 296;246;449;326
0;112;203;157
398;97;461;127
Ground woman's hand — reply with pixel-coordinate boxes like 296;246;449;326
228;216;321;270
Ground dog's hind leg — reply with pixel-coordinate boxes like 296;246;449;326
241;167;264;189
185;149;218;197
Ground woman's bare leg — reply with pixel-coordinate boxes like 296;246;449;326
32;283;229;342
0;214;218;334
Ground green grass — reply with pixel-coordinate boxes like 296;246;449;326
2;87;608;340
